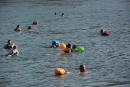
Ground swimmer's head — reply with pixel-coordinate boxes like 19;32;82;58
61;13;64;16
17;25;20;27
8;40;12;44
101;29;103;33
13;45;17;49
28;26;31;29
66;44;72;48
73;45;77;49
79;64;86;72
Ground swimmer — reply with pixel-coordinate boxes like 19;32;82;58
54;68;68;75
78;64;87;75
7;45;19;56
14;25;21;32
4;40;16;49
61;13;64;17
55;12;57;15
51;41;59;48
64;44;74;53
100;29;109;35
27;26;32;32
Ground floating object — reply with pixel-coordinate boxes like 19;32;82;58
54;68;66;75
74;46;84;52
60;43;66;50
52;40;60;46
33;21;38;25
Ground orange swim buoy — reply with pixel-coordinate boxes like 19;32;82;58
33;21;38;25
59;43;66;50
54;68;67;75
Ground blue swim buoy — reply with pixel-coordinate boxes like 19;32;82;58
52;40;60;46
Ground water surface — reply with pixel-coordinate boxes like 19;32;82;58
0;0;130;87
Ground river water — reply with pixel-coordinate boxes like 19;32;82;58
0;0;130;87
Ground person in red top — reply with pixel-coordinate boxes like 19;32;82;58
101;29;109;35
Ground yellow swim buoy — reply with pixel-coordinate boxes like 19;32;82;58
54;68;67;75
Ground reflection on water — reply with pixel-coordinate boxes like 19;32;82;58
0;0;130;87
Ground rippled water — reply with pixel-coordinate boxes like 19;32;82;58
0;0;130;87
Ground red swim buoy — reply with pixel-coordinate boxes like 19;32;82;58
33;21;38;25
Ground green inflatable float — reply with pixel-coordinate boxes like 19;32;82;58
74;46;84;52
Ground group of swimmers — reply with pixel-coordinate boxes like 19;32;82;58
51;28;110;75
4;39;87;75
14;12;64;32
50;40;87;75
5;13;109;75
51;42;77;53
14;25;32;32
4;40;19;56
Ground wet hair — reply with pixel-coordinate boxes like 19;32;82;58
17;25;20;27
66;44;71;48
28;26;31;29
73;45;77;49
13;46;17;49
8;40;11;43
101;29;103;33
8;40;11;44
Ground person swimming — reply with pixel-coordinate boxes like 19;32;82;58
55;12;57;15
27;26;32;32
7;45;19;56
4;40;16;49
100;29;109;35
64;44;74;53
61;13;64;17
51;41;59;48
78;64;87;75
14;25;21;32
